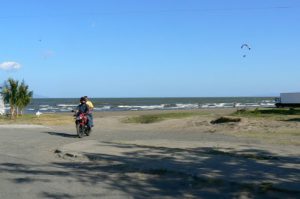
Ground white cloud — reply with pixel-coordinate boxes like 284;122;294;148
0;61;21;70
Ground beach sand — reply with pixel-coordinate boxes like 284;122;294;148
76;108;300;147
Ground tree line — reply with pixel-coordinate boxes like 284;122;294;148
2;78;33;119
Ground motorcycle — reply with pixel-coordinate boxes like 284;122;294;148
74;112;91;138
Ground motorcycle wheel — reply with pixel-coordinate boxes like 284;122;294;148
76;123;85;138
85;126;91;136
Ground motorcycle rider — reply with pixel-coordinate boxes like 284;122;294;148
76;97;92;128
84;96;94;127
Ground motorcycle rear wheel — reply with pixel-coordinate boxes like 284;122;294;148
76;123;85;138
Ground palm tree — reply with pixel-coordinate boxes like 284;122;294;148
2;78;33;119
2;78;19;119
16;80;33;115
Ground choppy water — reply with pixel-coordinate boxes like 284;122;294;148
8;97;276;114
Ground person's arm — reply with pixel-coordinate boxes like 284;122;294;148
75;105;80;116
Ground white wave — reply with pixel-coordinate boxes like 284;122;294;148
118;105;164;110
201;103;234;108
40;105;50;107
137;105;165;110
94;106;111;111
235;103;245;107
176;103;199;109
57;104;78;107
201;104;218;108
245;103;260;107
59;109;70;112
48;107;59;110
261;100;274;103
222;103;235;108
117;105;131;108
163;104;177;108
260;103;275;108
235;103;261;107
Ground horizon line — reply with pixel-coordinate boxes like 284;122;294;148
33;96;277;99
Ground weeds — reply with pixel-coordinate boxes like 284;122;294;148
0;114;72;126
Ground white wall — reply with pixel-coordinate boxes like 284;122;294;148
281;93;300;104
0;94;5;115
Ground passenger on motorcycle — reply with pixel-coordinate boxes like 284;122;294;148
84;96;94;127
76;97;92;128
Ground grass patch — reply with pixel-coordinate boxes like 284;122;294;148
0;114;73;126
123;112;207;124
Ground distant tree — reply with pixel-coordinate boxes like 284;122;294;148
2;78;33;119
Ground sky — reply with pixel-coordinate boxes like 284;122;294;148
0;0;300;98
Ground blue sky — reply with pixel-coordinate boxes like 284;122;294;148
0;0;300;97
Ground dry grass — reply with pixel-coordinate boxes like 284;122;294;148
0;114;73;126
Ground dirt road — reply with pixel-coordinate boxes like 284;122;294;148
0;115;299;199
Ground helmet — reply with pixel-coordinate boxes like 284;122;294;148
80;97;86;102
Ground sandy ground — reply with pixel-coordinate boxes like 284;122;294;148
0;109;299;198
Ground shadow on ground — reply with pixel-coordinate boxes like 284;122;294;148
281;118;300;122
45;131;78;138
1;142;299;199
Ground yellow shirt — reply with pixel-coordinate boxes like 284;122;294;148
86;100;94;110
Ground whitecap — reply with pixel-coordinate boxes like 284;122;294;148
57;104;78;107
40;105;50;107
201;104;218;108
176;104;199;109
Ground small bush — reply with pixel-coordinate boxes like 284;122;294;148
133;115;163;124
211;117;241;124
235;108;248;114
